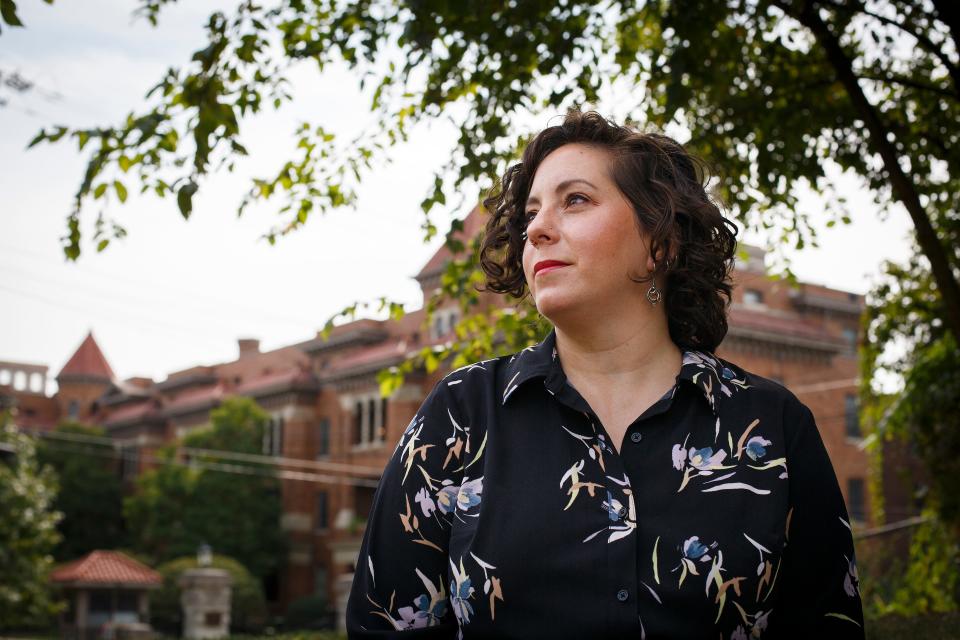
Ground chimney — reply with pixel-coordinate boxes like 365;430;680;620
238;338;260;358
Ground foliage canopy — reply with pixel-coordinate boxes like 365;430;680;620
124;396;286;579
0;414;63;630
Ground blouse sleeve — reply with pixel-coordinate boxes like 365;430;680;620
772;400;865;638
346;379;464;638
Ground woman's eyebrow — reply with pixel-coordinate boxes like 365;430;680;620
526;178;598;207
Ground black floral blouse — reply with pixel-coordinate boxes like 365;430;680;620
346;329;865;639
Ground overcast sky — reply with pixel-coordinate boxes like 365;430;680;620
0;1;915;395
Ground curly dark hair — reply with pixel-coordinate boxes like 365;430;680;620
480;110;738;352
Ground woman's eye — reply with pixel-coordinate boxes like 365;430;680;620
524;211;538;224
566;193;588;206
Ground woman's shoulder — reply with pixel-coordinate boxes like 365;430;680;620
430;340;552;411
696;351;812;418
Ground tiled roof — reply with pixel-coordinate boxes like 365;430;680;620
234;367;318;395
332;338;410;371
164;383;224;413
103;400;159;426
57;331;115;381
729;307;844;344
50;550;161;587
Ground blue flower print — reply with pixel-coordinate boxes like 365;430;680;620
673;535;718;587
744;436;771;461
602;490;625;522
436;482;460;515
398;587;448;629
683;536;712;561
450;557;476;625
457;477;484;512
689;447;728;472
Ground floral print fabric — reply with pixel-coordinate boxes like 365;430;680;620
346;330;865;638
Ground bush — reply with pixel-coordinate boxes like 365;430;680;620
284;594;334;630
866;612;960;640
151;554;267;635
860;511;959;617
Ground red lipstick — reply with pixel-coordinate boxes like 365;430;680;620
534;260;570;276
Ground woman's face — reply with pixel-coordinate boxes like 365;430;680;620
521;143;655;323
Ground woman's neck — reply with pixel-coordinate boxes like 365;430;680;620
553;310;681;393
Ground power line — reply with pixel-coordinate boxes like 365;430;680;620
0;247;317;329
0;282;230;341
22;427;382;488
30;426;384;478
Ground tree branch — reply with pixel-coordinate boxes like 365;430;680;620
931;0;960;64
819;0;960;99
857;71;956;99
772;0;960;345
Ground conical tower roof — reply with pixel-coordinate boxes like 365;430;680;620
57;330;115;383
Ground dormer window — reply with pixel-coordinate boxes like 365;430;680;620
429;308;460;339
743;289;764;306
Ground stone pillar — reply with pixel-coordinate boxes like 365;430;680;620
334;573;354;633
76;590;89;640
178;568;233;639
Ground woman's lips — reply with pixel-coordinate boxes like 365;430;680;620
534;260;570;276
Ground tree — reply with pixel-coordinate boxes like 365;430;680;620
861;243;960;529
124;396;286;580
0;412;63;631
12;0;959;347
36;422;127;561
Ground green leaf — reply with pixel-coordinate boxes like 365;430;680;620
26;130;46;149
97;239;110;252
177;181;198;219
0;0;23;27
114;181;128;203
94;183;108;199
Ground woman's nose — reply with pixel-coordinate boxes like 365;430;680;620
526;208;556;247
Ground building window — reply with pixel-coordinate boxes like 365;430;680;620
314;566;328;596
316;490;329;530
120;446;140;481
262;415;284;456
845;394;860;438
367;397;377;444
429;308;460;339
842;327;857;346
67;399;80;420
352;393;387;447
354;401;364;445
847;478;866;522
743;289;764;305
380;397;389;441
317;418;330;457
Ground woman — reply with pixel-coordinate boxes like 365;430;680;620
346;110;865;638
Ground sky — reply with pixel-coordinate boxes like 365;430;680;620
0;1;915;396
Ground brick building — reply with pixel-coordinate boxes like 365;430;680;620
2;207;877;627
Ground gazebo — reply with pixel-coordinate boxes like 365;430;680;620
50;550;162;640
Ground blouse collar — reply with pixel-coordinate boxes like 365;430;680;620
500;328;750;417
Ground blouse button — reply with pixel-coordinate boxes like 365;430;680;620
617;506;627;518
630;432;642;443
616;588;629;602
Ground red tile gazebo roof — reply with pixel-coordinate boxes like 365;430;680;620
50;551;161;588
